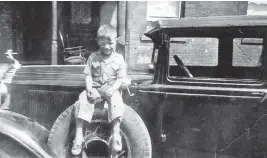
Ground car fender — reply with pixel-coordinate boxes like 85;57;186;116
0;110;52;158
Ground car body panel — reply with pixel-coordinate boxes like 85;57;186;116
1;65;153;129
2;65;153;87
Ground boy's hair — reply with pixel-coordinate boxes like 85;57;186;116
97;24;117;39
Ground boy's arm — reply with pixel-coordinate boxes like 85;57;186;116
83;55;93;94
109;55;126;93
110;78;123;93
85;74;93;93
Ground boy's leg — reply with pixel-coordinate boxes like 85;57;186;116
111;118;122;151
72;90;95;155
76;90;95;122
108;90;125;151
72;118;84;155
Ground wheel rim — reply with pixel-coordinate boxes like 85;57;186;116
69;121;132;158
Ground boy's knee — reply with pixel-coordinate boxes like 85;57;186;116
110;91;123;102
73;101;80;118
79;90;87;100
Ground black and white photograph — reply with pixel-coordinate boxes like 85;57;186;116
1;1;267;158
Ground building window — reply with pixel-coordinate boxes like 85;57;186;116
71;2;92;24
146;1;182;21
247;1;267;15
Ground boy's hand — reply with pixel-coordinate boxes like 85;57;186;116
104;88;115;98
87;91;92;97
87;91;95;101
87;89;101;102
86;89;92;96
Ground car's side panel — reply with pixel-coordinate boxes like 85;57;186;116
10;66;86;87
4;65;154;130
5;66;153;87
150;80;267;157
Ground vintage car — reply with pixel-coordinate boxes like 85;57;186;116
1;15;267;158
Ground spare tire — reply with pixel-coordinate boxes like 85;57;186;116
47;102;152;158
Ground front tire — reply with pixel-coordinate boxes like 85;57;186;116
47;103;152;158
0;134;37;158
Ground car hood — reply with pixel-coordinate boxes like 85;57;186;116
1;65;153;87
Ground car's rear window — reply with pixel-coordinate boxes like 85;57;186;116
169;37;218;66
232;38;263;67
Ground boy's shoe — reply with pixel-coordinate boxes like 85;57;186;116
71;139;83;156
112;132;122;151
110;152;118;158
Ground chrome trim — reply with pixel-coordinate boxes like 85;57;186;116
5;50;21;69
138;90;262;99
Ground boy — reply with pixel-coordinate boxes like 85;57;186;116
72;24;126;156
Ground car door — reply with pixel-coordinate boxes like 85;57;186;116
160;37;267;158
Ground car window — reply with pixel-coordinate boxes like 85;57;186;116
168;37;263;79
233;38;263;67
169;37;218;66
168;37;219;78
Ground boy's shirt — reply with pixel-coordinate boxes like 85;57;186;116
83;51;126;86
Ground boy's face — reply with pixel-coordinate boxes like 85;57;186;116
97;37;117;55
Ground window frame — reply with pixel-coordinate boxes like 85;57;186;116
146;1;184;21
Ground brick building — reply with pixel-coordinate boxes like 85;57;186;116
124;1;248;71
0;1;258;69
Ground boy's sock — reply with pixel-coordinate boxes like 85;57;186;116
72;119;84;155
112;118;122;151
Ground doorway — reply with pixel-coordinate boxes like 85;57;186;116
12;2;52;65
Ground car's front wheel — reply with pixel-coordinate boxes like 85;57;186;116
0;134;37;158
47;102;152;158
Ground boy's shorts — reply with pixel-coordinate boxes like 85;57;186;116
74;88;125;123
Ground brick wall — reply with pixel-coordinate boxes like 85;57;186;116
0;2;12;63
184;1;248;17
127;1;154;70
126;1;248;71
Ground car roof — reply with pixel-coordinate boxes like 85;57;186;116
145;15;267;40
